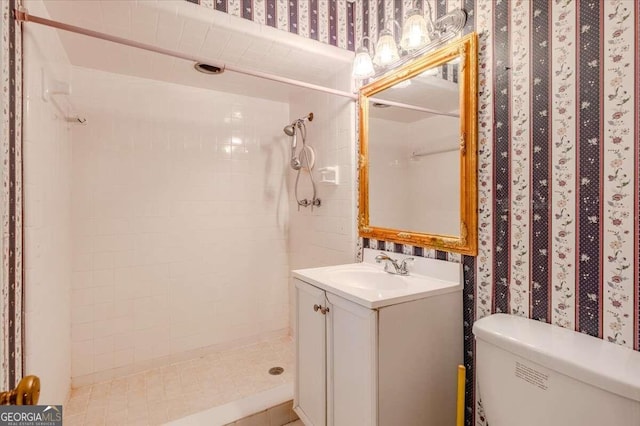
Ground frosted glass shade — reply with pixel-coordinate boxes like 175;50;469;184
400;10;429;51
373;30;399;67
352;47;375;79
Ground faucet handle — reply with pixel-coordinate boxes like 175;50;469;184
399;257;414;274
375;252;390;263
375;253;404;274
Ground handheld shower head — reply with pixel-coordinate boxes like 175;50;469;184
284;113;314;171
284;124;300;169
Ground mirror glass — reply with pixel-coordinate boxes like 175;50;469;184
368;60;460;236
358;33;477;255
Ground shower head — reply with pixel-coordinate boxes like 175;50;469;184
283;112;314;136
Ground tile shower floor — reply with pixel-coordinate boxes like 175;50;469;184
64;336;294;426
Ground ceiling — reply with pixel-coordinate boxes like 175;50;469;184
369;72;460;123
34;0;354;102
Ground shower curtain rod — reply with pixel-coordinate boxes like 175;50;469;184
14;7;357;100
368;98;460;118
411;146;459;158
14;7;459;118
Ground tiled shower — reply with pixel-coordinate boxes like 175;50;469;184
69;67;291;386
21;0;355;422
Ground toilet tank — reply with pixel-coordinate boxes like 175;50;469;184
473;314;640;426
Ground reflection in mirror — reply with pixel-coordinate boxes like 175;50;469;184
358;33;477;255
368;60;460;236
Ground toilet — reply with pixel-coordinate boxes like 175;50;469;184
473;314;640;426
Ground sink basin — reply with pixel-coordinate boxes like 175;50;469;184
327;269;409;291
292;251;462;309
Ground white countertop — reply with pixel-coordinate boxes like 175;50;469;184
292;249;462;309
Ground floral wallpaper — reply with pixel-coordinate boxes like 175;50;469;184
602;0;635;348
508;0;531;319
550;0;577;331
482;0;637;424
355;1;640;425
186;0;356;51
1;0;24;389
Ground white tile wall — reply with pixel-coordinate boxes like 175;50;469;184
22;1;357;395
69;67;291;386
406;116;459;235
368;117;411;227
287;66;357;330
22;0;73;405
368;115;460;235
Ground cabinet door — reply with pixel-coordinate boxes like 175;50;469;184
294;279;327;426
326;293;377;426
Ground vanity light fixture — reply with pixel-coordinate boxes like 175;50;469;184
352;2;467;80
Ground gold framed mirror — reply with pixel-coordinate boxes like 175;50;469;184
358;32;477;255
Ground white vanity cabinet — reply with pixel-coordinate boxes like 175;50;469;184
294;279;329;425
294;279;377;426
293;253;462;426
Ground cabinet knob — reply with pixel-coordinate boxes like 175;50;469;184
313;304;329;314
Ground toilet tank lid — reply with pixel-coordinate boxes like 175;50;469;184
473;314;640;403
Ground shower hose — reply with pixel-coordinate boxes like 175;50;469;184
292;121;320;210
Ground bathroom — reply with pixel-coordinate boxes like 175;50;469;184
0;0;639;425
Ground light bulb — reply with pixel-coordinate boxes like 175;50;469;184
373;30;400;67
400;9;429;51
352;46;375;79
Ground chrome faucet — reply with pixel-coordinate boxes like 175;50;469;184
375;253;414;275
